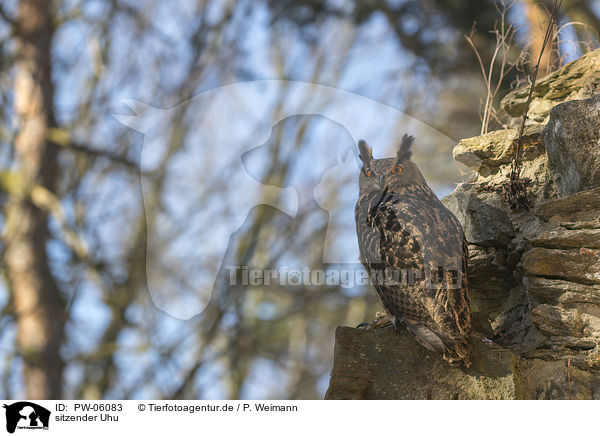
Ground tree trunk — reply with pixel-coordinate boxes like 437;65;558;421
5;0;65;399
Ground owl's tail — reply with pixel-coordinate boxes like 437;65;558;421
402;318;472;367
401;319;446;354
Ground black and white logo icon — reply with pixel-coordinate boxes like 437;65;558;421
2;402;50;434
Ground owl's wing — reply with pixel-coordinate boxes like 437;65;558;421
355;192;380;266
356;191;434;321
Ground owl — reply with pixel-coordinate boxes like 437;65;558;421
355;135;471;366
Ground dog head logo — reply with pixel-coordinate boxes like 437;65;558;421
3;402;50;434
114;80;469;319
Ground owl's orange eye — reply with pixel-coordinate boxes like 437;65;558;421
392;165;403;174
365;168;373;177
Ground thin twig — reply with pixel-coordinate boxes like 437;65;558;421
508;0;562;208
0;4;16;26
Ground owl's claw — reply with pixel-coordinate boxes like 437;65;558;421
357;312;395;330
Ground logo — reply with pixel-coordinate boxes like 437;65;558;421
2;402;50;433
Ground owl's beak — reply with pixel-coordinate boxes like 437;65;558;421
378;175;385;188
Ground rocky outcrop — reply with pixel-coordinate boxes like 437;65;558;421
501;48;600;123
453;124;546;177
325;326;515;400
449;49;600;398
542;94;600;196
327;49;600;399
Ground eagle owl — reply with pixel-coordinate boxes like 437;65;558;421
355;135;471;366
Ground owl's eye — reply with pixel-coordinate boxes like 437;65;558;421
392;165;404;174
364;168;374;177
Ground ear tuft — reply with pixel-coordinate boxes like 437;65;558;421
397;134;414;162
358;140;373;165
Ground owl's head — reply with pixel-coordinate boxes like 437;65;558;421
357;134;427;193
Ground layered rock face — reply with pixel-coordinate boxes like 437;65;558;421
327;48;600;399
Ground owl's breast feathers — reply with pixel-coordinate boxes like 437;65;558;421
355;186;471;366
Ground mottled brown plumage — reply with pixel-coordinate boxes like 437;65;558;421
355;135;471;366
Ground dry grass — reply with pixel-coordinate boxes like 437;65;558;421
465;0;526;134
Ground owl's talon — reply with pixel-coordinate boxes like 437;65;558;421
356;322;370;329
359;313;394;330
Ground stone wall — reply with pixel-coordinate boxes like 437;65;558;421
326;48;600;399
